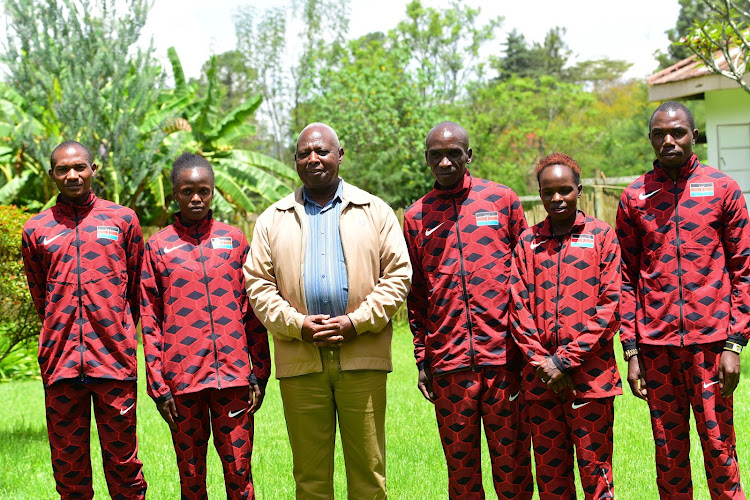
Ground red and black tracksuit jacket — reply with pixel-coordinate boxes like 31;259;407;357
510;211;622;399
404;171;528;374
140;213;271;402
616;154;750;350
21;191;144;386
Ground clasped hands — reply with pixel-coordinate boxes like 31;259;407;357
301;314;357;347
532;357;575;394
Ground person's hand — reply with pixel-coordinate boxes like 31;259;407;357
627;355;648;401
534;357;570;394
156;398;179;432
719;350;741;398
301;314;336;344
249;383;266;414
418;368;435;402
313;315;357;347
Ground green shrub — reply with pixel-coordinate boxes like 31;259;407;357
0;205;40;378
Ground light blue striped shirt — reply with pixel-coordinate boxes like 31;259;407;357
303;180;349;317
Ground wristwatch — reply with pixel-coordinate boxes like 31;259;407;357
623;348;639;361
724;341;743;354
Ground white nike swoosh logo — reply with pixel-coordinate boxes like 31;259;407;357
530;239;548;250
639;188;662;200
571;401;590;410
43;234;63;245
703;380;719;389
509;392;520;402
120;404;134;416
228;408;247;418
164;244;186;254
425;222;445;237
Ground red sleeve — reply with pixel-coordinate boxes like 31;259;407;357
508;191;528;247
21;223;46;323
722;182;750;343
239;240;271;383
553;226;621;370
510;236;550;365
615;191;640;351
125;213;144;326
404;213;428;369
139;241;172;402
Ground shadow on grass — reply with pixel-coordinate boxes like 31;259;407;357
0;423;48;444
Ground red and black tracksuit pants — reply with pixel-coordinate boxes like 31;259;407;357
527;397;615;499
641;342;744;499
170;385;255;500
432;365;534;499
44;378;147;500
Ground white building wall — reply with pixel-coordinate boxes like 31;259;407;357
704;88;750;205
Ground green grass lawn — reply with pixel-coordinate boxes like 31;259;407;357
2;322;750;499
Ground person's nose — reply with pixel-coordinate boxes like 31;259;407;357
308;151;321;164
438;156;452;167
191;192;202;203
552;192;563;202
65;168;80;181
663;133;676;145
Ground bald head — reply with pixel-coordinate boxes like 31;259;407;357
50;141;93;169
296;122;340;150
425;121;469;150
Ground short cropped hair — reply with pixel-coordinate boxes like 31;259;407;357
649;101;696;131
170;152;214;187
50;141;93;169
535;152;582;186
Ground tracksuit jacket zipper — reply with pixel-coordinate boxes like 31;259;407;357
195;225;222;388
554;237;565;349
74;206;85;380
672;179;686;347
450;197;477;370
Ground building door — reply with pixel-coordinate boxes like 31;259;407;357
717;123;750;206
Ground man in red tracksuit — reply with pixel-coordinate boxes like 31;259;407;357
21;141;147;499
404;121;533;499
511;153;622;499
617;101;750;499
140;153;271;499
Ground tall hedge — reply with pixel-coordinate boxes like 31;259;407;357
0;205;39;363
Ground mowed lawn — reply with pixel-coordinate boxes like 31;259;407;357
2;321;750;499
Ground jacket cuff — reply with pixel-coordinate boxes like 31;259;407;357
417;360;425;372
551;354;567;373
727;334;748;347
621;339;638;352
153;391;173;404
250;374;269;389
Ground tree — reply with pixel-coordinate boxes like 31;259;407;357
492;27;572;81
680;0;750;95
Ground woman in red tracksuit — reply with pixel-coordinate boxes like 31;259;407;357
140;153;271;499
510;152;622;499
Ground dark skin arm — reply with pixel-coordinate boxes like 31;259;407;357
534;358;575;394
156;399;179;432
627;355;648;401
719;350;741;399
249;383;266;414
418;368;435;402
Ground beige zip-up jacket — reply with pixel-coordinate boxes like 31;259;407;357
244;180;412;378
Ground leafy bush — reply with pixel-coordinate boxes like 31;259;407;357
0;205;40;378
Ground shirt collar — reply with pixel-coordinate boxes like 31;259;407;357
302;178;343;208
538;210;588;237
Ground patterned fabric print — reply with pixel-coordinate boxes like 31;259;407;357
528;397;615;500
303;180;349;317
510;211;622;400
431;367;533;499
404;171;528;374
44;379;147;500
140;214;270;402
641;343;744;500
22;191;144;386
616;155;750;349
170;386;255;500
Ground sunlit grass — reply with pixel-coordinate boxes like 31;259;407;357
1;322;749;498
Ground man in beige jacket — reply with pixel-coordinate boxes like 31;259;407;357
244;122;411;499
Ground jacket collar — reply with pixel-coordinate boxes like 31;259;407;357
434;169;472;198
54;190;97;216
538;210;587;238
173;210;214;236
277;179;370;211
654;153;699;180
